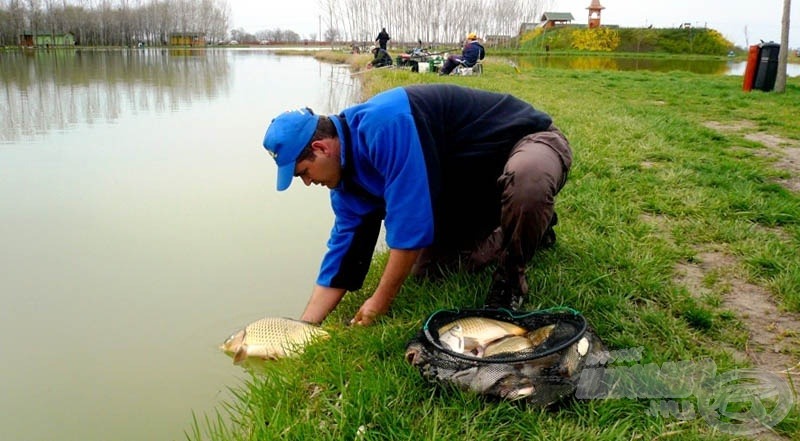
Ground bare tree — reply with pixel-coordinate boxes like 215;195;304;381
27;0;43;39
318;0;339;44
1;0;27;45
305;0;551;45
324;27;339;43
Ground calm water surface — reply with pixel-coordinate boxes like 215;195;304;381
0;48;360;441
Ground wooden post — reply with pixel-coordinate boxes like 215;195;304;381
774;0;791;93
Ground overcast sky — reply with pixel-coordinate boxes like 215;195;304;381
228;0;798;49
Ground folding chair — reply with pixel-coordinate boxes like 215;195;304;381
453;59;483;76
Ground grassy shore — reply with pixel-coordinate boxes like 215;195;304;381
190;55;800;440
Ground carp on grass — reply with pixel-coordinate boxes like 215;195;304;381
220;317;329;365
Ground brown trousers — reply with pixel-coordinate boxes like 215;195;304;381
413;124;572;277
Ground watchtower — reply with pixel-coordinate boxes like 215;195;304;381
587;0;605;29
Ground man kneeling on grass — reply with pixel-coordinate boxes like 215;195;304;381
368;46;393;69
262;84;572;325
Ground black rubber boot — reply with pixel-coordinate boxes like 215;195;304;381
540;212;558;249
483;268;528;310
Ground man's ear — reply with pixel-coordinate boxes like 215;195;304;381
310;139;333;157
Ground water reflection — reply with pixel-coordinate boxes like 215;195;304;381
0;49;232;142
323;62;365;110
0;49;362;143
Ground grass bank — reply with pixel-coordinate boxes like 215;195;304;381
190;57;800;440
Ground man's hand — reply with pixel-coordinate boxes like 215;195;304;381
350;295;390;326
350;248;421;326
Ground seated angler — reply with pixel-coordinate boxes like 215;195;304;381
439;32;485;76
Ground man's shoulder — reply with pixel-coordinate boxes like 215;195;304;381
344;88;412;129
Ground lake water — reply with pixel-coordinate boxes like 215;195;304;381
0;48;359;441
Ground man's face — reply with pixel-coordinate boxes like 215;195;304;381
293;147;341;189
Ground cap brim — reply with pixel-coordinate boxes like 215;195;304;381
276;162;295;191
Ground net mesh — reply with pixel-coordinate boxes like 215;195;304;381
406;308;604;405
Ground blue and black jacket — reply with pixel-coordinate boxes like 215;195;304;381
319;84;552;290
461;41;485;66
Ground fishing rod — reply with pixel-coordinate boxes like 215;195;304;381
413;48;459;57
349;65;394;76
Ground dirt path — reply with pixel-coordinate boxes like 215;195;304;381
672;249;797;441
674;251;800;375
678;121;800;376
703;120;800;193
668;121;800;439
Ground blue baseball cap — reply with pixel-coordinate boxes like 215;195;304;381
262;108;320;191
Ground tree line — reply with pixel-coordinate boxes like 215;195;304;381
229;0;553;46
319;0;552;45
0;0;552;47
0;0;230;46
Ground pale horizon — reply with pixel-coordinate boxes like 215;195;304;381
229;0;798;49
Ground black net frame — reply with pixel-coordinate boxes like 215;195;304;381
406;307;602;404
422;307;587;364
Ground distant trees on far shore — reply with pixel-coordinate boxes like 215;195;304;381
230;28;307;45
317;0;546;46
0;0;230;46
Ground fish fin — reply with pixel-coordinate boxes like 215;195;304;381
233;346;248;365
439;331;465;353
527;324;556;347
462;336;481;351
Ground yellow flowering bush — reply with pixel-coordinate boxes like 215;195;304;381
520;28;544;45
570;28;621;52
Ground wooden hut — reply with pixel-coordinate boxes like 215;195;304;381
539;12;575;29
168;32;206;46
19;32;75;47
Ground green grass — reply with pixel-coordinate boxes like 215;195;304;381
189;58;800;440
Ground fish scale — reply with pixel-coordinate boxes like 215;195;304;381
221;317;329;364
483;335;534;357
438;317;527;338
243;318;322;345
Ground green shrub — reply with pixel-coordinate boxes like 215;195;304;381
519;26;734;54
